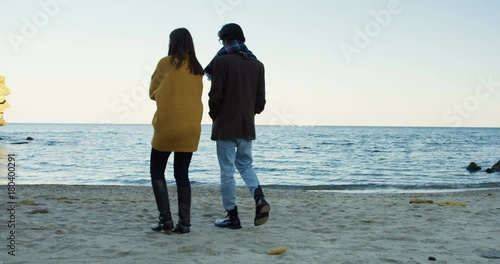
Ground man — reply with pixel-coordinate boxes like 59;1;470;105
205;23;270;229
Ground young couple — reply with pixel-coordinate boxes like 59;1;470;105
148;23;270;234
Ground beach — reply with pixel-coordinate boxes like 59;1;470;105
1;185;499;264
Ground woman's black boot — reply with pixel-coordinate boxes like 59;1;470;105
151;179;175;231
174;186;191;234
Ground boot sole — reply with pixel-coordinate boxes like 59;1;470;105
214;223;242;229
151;223;175;232
173;226;190;234
254;204;271;226
151;227;175;232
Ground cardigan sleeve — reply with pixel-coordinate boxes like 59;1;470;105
150;59;165;101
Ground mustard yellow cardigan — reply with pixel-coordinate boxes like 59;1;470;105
149;56;203;152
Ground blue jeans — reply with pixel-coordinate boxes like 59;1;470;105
216;139;260;210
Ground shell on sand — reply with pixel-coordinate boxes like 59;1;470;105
409;198;434;204
19;199;36;205
267;246;288;255
437;201;466;207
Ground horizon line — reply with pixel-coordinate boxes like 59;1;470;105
2;122;500;129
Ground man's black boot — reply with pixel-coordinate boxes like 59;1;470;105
254;185;270;226
214;206;242;229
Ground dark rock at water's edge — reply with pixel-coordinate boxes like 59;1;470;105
481;250;500;259
12;142;29;144
466;162;481;172
492;160;500;172
8;137;34;144
485;168;494;173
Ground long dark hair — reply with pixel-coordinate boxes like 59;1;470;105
168;28;204;75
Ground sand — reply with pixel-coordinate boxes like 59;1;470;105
1;185;499;264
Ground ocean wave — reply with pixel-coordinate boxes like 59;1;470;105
262;182;500;192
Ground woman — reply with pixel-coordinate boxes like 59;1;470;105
149;28;204;234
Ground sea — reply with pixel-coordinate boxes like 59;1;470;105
1;123;499;193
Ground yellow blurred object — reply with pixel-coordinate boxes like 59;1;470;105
266;246;288;255
437;201;466;207
0;101;10;112
0;76;10;94
0;75;10;126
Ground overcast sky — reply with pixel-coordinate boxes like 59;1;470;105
1;0;499;127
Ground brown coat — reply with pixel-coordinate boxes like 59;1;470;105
150;56;203;152
208;54;266;140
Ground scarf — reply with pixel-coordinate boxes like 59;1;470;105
204;40;257;80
